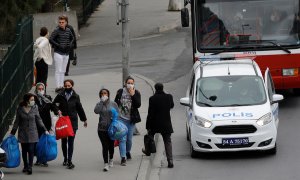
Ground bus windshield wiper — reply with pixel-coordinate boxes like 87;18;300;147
211;45;244;55
264;41;291;54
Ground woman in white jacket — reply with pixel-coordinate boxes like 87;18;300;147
33;27;53;88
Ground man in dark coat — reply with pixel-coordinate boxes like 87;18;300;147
145;83;174;168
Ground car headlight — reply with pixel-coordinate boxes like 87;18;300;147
256;113;272;126
195;116;212;128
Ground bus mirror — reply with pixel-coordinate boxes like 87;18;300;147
181;7;189;27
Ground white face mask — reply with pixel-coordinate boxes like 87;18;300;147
126;84;134;89
101;95;108;102
28;100;35;107
38;90;45;95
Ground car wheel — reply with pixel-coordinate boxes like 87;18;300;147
190;142;197;158
265;144;277;155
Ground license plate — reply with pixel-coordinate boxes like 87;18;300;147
222;138;249;145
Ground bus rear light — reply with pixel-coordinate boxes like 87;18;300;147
282;68;299;76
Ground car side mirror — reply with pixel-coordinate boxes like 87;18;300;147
271;94;284;104
181;7;189;27
180;97;190;107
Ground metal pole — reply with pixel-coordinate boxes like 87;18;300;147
121;0;130;83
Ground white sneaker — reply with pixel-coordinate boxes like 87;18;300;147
109;159;113;167
103;163;109;172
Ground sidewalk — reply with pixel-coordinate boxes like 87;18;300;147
77;0;181;46
5;72;155;180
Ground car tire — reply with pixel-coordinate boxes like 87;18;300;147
190;142;197;158
265;144;277;155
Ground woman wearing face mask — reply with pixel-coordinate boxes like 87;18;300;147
52;79;87;169
114;76;141;164
34;82;58;166
94;88;120;171
10;93;49;175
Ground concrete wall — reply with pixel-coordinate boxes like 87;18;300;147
33;11;79;41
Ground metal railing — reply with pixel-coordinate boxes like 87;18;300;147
78;0;103;26
0;16;34;141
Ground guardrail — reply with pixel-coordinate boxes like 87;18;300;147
0;16;34;141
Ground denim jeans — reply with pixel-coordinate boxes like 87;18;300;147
120;119;135;153
119;136;127;158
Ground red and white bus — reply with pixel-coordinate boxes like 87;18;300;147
181;0;300;92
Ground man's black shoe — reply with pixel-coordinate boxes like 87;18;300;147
142;148;150;156
167;160;174;168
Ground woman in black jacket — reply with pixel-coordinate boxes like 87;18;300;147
34;82;58;166
53;79;87;169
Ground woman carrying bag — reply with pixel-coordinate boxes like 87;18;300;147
94;88;120;171
10;93;49;175
52;79;87;169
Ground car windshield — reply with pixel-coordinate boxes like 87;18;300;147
196;75;267;107
196;0;300;51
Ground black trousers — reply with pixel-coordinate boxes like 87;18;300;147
35;59;48;86
98;131;114;163
61;130;76;162
21;143;35;168
148;132;173;161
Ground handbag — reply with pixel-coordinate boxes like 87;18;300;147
36;134;57;163
55;116;74;140
0;136;20;168
144;134;156;155
108;108;128;140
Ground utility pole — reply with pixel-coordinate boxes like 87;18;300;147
117;0;130;83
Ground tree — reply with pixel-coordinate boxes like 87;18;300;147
0;0;45;44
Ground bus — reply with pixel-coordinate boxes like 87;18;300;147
181;0;300;93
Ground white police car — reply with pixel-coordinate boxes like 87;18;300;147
180;55;284;157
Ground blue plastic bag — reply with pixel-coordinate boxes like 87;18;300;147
108;108;128;140
36;134;57;163
0;136;20;168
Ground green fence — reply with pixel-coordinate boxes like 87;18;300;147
0;16;34;141
78;0;104;26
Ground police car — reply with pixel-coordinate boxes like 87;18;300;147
180;55;284;157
